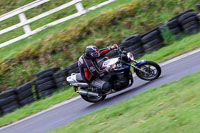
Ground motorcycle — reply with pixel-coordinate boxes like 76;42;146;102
67;47;161;103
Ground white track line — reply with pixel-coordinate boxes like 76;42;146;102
160;48;200;67
1;47;200;130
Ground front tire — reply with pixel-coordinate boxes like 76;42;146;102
80;94;107;103
135;61;161;81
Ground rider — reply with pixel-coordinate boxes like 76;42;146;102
78;44;118;94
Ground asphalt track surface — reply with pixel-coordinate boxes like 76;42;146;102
1;49;200;133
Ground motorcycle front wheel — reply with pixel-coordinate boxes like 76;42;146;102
80;94;107;103
134;61;161;81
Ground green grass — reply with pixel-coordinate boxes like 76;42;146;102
0;0;198;61
0;0;136;61
0;0;200;127
1;0;199;91
0;87;78;127
0;0;109;37
0;0;124;55
48;72;200;133
0;31;200;127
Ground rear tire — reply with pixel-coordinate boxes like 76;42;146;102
80;94;106;103
135;61;161;81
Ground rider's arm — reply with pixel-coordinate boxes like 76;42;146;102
99;44;118;56
99;48;111;56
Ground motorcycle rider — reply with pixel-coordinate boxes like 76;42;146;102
78;44;118;94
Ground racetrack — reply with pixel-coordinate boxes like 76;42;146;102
1;49;200;133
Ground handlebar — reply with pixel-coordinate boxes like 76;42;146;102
114;46;122;56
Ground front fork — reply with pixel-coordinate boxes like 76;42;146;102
128;71;134;87
129;60;149;74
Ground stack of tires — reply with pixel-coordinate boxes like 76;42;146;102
53;68;70;89
141;27;165;53
0;89;19;115
177;10;200;34
53;62;80;89
35;67;60;98
197;2;200;12
166;18;182;35
120;34;144;58
167;10;200;35
15;81;35;107
65;62;79;75
54;62;79;89
197;2;200;20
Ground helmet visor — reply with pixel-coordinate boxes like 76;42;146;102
91;52;100;57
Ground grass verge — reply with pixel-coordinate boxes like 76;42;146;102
48;72;200;133
0;87;78;127
0;31;200;127
0;0;136;61
0;0;199;90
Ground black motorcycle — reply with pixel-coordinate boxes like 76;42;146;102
67;48;161;103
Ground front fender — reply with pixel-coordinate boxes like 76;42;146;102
135;60;147;67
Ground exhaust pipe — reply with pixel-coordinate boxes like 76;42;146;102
77;89;99;97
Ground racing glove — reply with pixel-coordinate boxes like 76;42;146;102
108;44;118;50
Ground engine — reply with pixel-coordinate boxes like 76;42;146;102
111;72;130;91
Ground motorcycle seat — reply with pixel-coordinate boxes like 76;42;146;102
76;73;85;82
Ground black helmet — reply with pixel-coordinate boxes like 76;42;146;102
85;45;100;58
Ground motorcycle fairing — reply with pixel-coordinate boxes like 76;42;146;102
102;58;119;68
67;73;89;88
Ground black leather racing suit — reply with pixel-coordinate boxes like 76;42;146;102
78;48;112;93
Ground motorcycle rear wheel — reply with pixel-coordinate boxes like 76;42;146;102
135;61;161;81
80;94;107;103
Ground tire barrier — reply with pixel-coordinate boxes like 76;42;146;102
120;34;144;58
35;67;60;99
0;89;19;115
53;69;69;89
15;81;35;107
177;10;200;34
53;62;79;89
166;19;182;35
1;7;200;116
167;9;200;35
141;27;165;53
66;62;79;74
36;67;60;78
197;2;200;12
169;10;194;22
